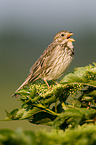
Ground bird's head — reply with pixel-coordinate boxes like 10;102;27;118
53;31;75;44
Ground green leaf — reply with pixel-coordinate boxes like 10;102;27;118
61;63;96;87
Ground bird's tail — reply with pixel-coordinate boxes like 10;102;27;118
12;74;32;97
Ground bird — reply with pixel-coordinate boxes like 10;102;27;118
12;30;75;97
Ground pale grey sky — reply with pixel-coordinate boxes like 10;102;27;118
0;0;96;31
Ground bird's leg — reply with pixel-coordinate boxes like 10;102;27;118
52;80;59;85
44;78;51;90
87;102;90;109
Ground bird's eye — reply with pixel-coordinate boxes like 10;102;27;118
61;34;64;37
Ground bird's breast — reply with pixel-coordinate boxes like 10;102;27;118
43;45;74;80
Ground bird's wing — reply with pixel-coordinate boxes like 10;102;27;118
29;42;57;82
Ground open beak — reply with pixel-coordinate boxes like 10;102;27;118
67;33;75;42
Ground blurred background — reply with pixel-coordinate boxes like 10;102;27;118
0;0;96;131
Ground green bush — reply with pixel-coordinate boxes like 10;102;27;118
5;63;96;130
0;124;96;145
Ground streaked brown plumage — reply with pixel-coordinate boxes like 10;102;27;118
12;31;75;97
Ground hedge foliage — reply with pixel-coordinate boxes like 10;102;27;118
5;63;96;130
